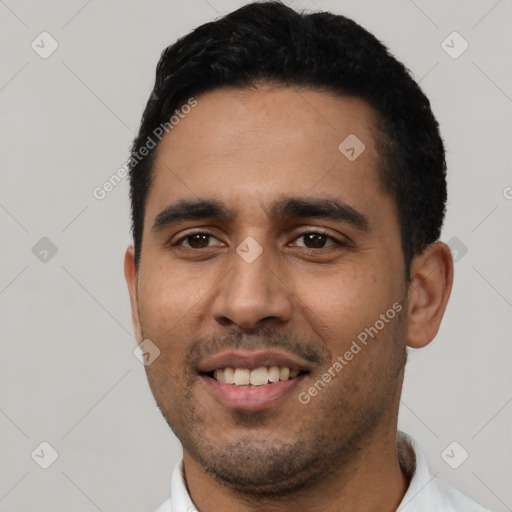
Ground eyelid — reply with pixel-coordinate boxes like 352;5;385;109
170;229;224;248
291;230;349;250
170;228;347;248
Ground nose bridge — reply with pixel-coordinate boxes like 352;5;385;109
211;238;292;329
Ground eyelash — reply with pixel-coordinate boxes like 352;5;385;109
170;230;346;251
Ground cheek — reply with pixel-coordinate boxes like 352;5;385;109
138;270;194;407
137;262;200;327
136;272;195;386
293;260;397;344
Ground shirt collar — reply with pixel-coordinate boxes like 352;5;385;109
396;430;440;510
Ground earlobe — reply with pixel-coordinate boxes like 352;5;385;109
406;242;454;349
124;246;143;342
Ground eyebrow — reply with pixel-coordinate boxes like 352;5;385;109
151;196;370;233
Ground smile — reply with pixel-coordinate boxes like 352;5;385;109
197;350;313;410
207;366;307;386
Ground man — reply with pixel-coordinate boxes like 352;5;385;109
124;2;491;511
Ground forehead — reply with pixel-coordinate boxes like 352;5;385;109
146;84;387;225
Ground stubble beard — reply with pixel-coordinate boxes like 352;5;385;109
148;310;408;500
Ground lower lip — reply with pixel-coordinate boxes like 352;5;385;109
201;374;305;411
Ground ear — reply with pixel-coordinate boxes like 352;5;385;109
124;245;143;342
406;241;454;349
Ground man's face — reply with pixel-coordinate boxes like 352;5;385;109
126;84;409;494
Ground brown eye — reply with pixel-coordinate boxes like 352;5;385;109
293;232;341;249
184;234;211;248
172;232;222;249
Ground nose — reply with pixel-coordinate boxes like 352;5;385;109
211;245;293;330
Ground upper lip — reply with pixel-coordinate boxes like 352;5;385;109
197;349;313;374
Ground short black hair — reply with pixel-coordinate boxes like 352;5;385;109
128;0;447;275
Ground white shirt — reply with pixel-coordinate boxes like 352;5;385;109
155;431;491;512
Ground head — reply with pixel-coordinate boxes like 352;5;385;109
125;0;453;498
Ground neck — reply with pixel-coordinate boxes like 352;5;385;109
182;425;409;512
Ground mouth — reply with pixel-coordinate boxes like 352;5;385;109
197;350;312;410
203;366;309;386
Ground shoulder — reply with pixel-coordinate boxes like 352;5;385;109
153;459;195;512
397;431;493;512
433;479;493;512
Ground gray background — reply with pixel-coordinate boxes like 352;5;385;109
1;0;511;510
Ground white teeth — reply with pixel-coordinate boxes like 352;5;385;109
268;366;280;383
223;367;235;384
212;366;302;386
250;367;268;385
214;368;225;383
234;368;250;385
